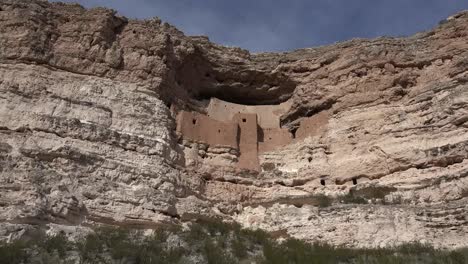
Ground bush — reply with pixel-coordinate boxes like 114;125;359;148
0;240;29;264
96;227;139;261
203;239;235;264
75;232;105;263
43;232;69;258
185;222;207;243
240;228;270;245
1;221;467;264
136;236;185;264
231;236;248;259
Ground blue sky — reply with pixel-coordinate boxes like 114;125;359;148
51;0;468;52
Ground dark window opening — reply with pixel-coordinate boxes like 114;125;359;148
352;178;357;185
320;179;326;186
192;119;197;125
218;129;221;133
132;30;136;34
308;157;312;162
268;137;272;140
242;118;246;123
291;127;298;139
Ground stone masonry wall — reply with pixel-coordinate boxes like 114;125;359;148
233;113;260;171
258;128;293;153
177;104;330;170
176;111;238;148
207;98;291;128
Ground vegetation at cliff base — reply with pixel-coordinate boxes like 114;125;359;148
1;219;467;264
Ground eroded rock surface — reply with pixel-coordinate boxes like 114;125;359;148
0;0;467;249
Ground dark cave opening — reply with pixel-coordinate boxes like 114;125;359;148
175;53;297;106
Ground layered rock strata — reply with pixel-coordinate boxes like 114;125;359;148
0;0;467;248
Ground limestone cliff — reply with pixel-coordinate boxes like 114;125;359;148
0;0;467;249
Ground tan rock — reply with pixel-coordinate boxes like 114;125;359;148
0;0;467;249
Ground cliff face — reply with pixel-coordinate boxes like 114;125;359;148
1;0;467;248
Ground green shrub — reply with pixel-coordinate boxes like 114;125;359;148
231;236;248;259
1;221;467;264
185;222;207;243
153;229;169;243
394;242;434;254
240;228;270;245
75;232;105;263
262;241;286;264
447;248;468;264
43;232;69;258
135;234;165;264
96;226;139;261
136;237;185;264
203;239;235;264
0;240;29;264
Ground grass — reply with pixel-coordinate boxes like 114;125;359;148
0;219;467;264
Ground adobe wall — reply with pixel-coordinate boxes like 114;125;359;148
176;107;329;171
296;110;330;140
207;98;292;128
233;113;259;171
176;111;238;148
258;128;293;153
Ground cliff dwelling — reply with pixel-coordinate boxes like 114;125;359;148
2;0;468;254
176;98;329;171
